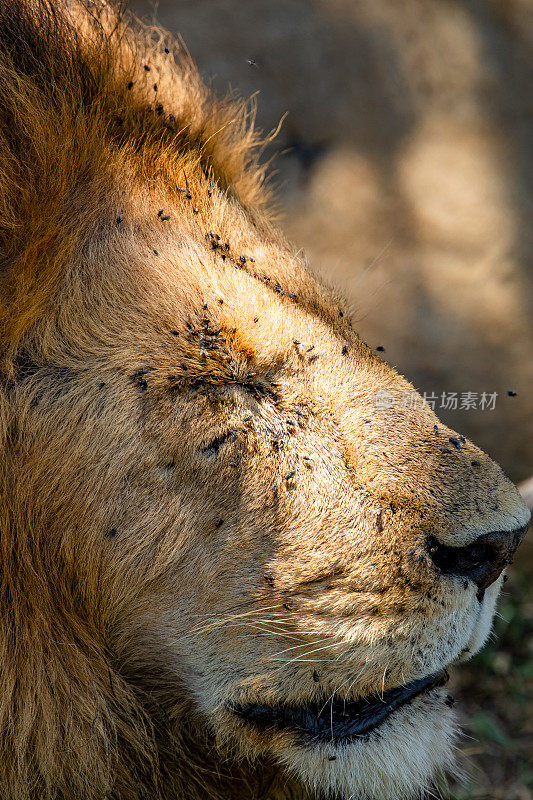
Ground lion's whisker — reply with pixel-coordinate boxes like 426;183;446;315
196;619;296;640
265;637;334;658
265;658;338;664
342;663;369;709
379;663;389;701
276;640;350;668
190;605;293;635
317;664;368;720
219;622;302;641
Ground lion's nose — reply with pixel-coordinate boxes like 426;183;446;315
427;523;529;596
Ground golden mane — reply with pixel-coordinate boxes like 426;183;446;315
0;0;272;354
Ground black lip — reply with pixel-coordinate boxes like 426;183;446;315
230;670;449;743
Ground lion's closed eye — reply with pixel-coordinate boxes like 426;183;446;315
201;430;238;458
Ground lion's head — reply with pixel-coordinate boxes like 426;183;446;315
0;3;529;799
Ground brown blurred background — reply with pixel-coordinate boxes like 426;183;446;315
131;1;532;797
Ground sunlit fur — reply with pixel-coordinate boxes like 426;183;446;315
0;2;529;799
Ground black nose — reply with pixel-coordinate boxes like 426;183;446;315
427;524;529;595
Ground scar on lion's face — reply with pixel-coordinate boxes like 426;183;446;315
0;2;529;800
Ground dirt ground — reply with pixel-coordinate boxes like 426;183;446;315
130;1;533;796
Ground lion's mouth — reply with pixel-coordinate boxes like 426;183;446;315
230;670;449;743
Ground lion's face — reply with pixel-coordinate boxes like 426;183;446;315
0;3;529;798
10;200;528;800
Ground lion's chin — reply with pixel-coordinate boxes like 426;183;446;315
273;688;458;800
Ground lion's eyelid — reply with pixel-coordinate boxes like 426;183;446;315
201;429;239;458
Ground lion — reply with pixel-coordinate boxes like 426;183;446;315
0;2;529;799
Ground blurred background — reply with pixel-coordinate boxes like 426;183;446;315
130;1;532;796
